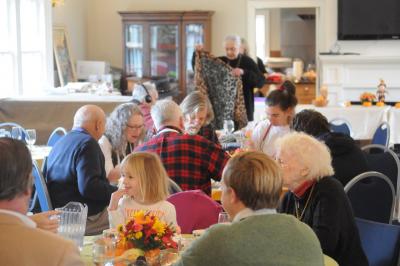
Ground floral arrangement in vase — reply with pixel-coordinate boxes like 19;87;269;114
117;211;178;252
360;92;376;107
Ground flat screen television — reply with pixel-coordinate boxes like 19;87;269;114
338;0;400;40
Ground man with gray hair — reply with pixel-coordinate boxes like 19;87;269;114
135;99;229;195
44;105;117;235
131;82;158;133
0;138;84;265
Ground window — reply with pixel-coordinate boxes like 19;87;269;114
0;0;52;97
255;15;266;60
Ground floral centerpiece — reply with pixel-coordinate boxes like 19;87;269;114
360;92;376;106
116;211;178;263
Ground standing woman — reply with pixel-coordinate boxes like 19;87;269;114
180;91;219;144
251;80;297;157
99;103;145;184
193;35;265;122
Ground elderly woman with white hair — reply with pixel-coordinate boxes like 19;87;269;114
98;103;145;183
276;132;368;266
180;91;219;144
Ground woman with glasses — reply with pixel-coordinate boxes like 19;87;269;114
276;132;368;266
99;103;145;184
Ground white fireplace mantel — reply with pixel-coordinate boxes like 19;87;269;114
319;55;400;105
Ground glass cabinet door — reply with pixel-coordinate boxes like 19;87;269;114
125;24;143;77
150;24;179;80
185;24;204;93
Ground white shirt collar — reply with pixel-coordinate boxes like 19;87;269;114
156;127;180;136
0;209;37;228
232;207;277;223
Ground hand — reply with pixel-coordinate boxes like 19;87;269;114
194;44;204;51
107;165;121;185
108;189;128;211
231;68;243;77
30;210;60;233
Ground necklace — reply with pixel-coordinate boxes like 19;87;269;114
294;184;315;221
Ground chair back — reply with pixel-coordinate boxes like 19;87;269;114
355;218;400;266
371;122;390;147
168;179;182;194
345;171;395;224
167;190;223;234
329;118;352;136
32;160;53;212
47;127;67;147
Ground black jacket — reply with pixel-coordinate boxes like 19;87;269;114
279;177;369;266
318;132;369;186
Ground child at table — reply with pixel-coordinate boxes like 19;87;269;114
108;152;177;228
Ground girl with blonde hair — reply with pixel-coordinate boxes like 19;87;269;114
108;152;177;228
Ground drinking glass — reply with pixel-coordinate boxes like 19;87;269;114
92;237;116;264
25;129;36;147
218;211;230;224
223;120;235;135
11;127;23;141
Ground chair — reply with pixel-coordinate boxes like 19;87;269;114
47;127;67;147
362;144;400;195
362;144;400;221
329;118;352;136
344;171;395;224
168;179;182;194
167;190;223;234
371;122;390;147
355;218;400;266
31;160;53;212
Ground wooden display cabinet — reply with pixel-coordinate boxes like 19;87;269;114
119;11;213;99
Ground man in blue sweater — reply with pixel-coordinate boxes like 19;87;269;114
44;105;117;235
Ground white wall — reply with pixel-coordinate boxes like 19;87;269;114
85;0;247;68
52;0;88;61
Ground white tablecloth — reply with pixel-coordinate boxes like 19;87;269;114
0;94;132;144
389;108;400;145
254;99;391;140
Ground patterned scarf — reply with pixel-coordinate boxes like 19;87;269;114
194;51;248;129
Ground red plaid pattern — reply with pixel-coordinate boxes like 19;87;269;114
135;131;229;195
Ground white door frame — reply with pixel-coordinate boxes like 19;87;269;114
247;0;329;91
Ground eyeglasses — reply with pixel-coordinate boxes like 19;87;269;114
126;124;144;130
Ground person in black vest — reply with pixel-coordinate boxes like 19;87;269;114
291;109;369;186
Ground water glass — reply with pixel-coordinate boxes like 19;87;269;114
25;129;37;147
11;127;23;141
159;248;179;266
223;120;235;135
92;237;116;264
218;212;230;224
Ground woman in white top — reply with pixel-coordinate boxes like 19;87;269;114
99;103;145;184
251;81;298;157
108;152;177;228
